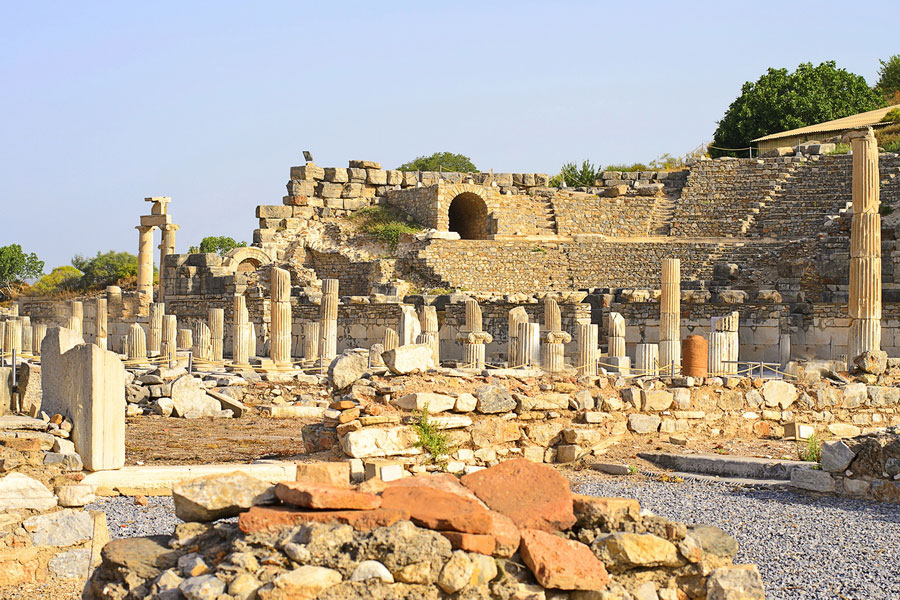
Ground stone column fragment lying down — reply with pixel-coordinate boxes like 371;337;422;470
270;267;292;367
458;299;492;369
148;302;164;356
508;307;529;367
233;295;250;366
42;331;125;470
541;297;571;373
658;258;681;376
846;127;882;360
126;323;147;361
635;343;659;376
209;308;224;362
319;279;339;363
608;312;626;358
576;323;598;376
416;306;439;366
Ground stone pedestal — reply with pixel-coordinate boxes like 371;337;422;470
148;303;165;356
270;267;293;367
635;343;659;376
541;297;570;373
209;308;224;362
126;323;147;361
457;299;492;369
319;279;339;364
576;323;598;376
508;307;529;367
608;312;626;358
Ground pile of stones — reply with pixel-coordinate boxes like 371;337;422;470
124;366;247;419
85;458;764;599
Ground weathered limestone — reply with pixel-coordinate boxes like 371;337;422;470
710;312;739;375
303;322;320;363
416;306;440;366
635;343;659;376
319;279;339;364
398;305;421;347
541;297;571;373
177;328;193;352
126;323;147;361
233;295;250;366
508;307;529;367
708;332;729;376
21;317;32;354
193;323;211;361
517;322;541;367
94;298;108;350
157;223;179;302
69;301;83;336
383;328;399;351
846;128;882;360
209;308;224;362
608;312;626;358
659;258;681;376
162;315;178;366
31;323;47;357
576;323;599;376
136;225;156;299
2;319;21;360
148;302;165;356
458;299;492;369
270;267;293;367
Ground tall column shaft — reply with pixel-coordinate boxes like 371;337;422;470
659;258;681;376
193;323;211;360
157;224;179;303
517;322;541;367
209;308;224;362
94;298;108;350
148;302;164;355
303;322;320;362
32;324;47;356
608;312;626;358
319;279;339;362
508;307;528;367
270;267;293;366
136;226;155;299
162;315;178;366
576;323;598;376
233;295;249;365
70;301;83;336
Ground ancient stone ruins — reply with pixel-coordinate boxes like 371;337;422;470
2;127;900;599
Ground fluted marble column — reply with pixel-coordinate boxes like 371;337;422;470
193;323;211;360
148;302;165;356
711;311;739;375
635;343;659;376
319;279;338;363
157;224;179;302
127;323;147;361
517;322;541;367
846;127;882;359
303;322;320;363
508;307;529;367
31;324;47;356
20;317;32;354
416;306;439;366
161;315;177;366
659;258;681;376
457;299;492;369
608;312;626;358
136;225;156;299
3;319;21;359
541;297;571;373
69;301;83;336
383;328;399;351
94;298;108;350
233;295;250;366
576;323;599;376
270;267;292;366
209;308;224;362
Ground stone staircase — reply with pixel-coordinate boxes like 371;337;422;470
648;193;678;235
536;196;559;235
736;161;803;236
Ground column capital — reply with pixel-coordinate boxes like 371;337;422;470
160;223;180;232
136;224;157;233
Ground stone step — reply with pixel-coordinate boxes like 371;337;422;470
637;452;815;480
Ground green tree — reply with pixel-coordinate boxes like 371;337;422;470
0;244;44;298
29;266;83;295
711;61;886;157
875;54;900;103
398;152;477;173
190;236;247;256
71;251;138;289
549;160;600;187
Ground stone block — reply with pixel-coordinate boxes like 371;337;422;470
255;205;292;219
296;462;350;487
790;468;835;493
783;422;814;441
627;414;661;434
821;440;856;472
290;164;324;180
40;327;85;418
641;390;673;411
394;392;455;413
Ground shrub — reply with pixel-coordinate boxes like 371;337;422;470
549;160;600;187
190;236;246;256
880;108;900;123
413;404;450;466
71;251;139;290
29;266;83;296
398;152;477;173
826;143;851;155
350;206;422;249
799;433;822;462
877;123;900;153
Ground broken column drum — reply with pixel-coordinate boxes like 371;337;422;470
541;297;571;373
517;322;541;368
635;343;659;376
398;305;421;347
576;323;599;376
20;317;32;354
302;322;320;362
681;334;708;378
162;315;178;366
608;312;626;358
148;302;165;356
209;308;224;362
193;323;211;361
270;267;293;367
2;319;21;359
382;328;399;351
709;312;739;375
31;323;47;357
69;301;83;336
457;299;492;369
416;305;440;366
846;127;882;359
659;258;681;376
507;307;529;367
319;279;338;363
126;323;147;361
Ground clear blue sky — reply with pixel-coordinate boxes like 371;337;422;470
1;1;896;271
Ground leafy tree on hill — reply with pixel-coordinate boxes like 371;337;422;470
71;251;138;289
189;236;247;256
876;54;900;104
29;266;83;295
398;152;477;173
0;244;44;298
711;61;886;158
549;160;600;187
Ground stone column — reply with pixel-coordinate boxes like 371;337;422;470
847;127;882;360
416;306;439;366
162;315;178;366
106;286;123;318
248;322;257;358
21;317;32;354
457;299;492;369
659;258;681;376
32;324;47;357
177;328;192;351
136;225;156;299
541;297;570;373
576;323;598;376
779;333;791;368
319;279;339;363
635;343;659;376
608;312;626;358
148;302;164;356
94;298;108;350
3;319;21;360
126;323;147;361
508;307;529;367
303;322;320;363
233;295;250;366
517;322;541;367
399;305;421;347
383;328;399;351
712;312;739;375
209;308;224;362
70;301;83;336
157;224;179;303
270;267;292;367
708;331;729;376
193;323;211;361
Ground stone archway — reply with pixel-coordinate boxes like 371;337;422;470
448;193;488;240
222;247;273;272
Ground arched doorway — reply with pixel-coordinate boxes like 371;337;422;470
448;193;488;240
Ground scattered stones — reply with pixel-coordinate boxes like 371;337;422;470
172;472;276;522
275;481;381;510
519;528;609;590
0;472;57;511
475;385;516;413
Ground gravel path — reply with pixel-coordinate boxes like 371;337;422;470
572;473;900;600
86;496;182;539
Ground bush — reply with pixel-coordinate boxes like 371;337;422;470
877;123;900;153
880;108;900;123
350;206;422;249
29;266;83;296
799;433;822;463
413;404;450;466
398;152;477;173
549;160;600;187
71;251;139;290
189;236;246;256
826;143;851;155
